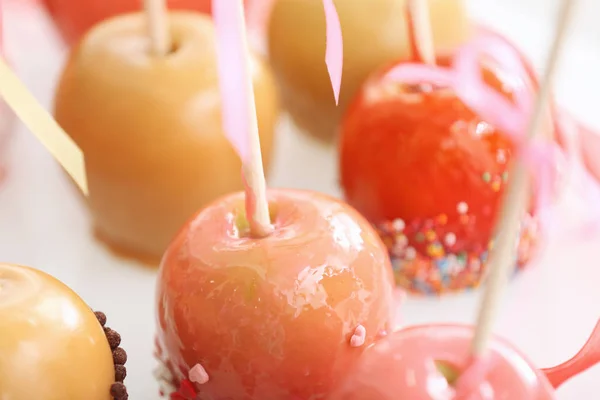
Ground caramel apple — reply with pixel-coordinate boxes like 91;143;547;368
267;0;471;142
155;189;396;399
53;11;279;264
41;0;247;46
339;55;541;294
329;324;556;400
0;263;128;400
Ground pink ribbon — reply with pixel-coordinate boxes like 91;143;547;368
212;0;253;163
321;0;343;104
214;0;343;162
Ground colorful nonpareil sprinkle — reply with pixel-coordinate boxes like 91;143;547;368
376;213;539;295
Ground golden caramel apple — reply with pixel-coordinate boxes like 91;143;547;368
267;0;471;141
54;12;279;264
0;263;115;400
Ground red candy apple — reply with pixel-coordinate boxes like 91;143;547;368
329;324;556;400
155;189;396;399
41;0;248;45
339;55;541;294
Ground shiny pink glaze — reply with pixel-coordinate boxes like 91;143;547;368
330;324;555;400
155;189;396;399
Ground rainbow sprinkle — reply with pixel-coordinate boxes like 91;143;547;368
375;212;539;295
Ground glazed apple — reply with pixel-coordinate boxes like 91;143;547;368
41;0;248;46
0;263;116;399
329;324;556;400
339;55;542;294
54;12;279;264
155;189;396;399
267;0;471;141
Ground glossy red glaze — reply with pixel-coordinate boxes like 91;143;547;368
340;55;525;255
330;324;556;400
41;0;247;45
155;189;396;399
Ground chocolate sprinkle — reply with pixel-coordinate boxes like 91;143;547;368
113;348;128;365
110;383;128;400
95;312;107;327
95;311;128;400
105;328;122;349
115;364;127;382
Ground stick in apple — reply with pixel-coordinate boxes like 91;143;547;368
144;0;171;56
470;0;577;358
212;0;272;237
0;57;88;194
407;0;436;65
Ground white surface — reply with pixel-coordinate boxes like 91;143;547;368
1;1;599;399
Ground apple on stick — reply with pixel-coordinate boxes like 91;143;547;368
154;1;397;399
53;0;279;263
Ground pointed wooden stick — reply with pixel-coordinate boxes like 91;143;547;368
470;0;577;357
144;0;171;56
0;58;87;194
407;0;436;65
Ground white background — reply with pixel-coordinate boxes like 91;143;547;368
1;1;599;399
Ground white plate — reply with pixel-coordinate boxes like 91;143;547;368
1;1;599;399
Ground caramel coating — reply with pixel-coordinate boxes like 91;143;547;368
0;264;115;400
54;12;279;264
267;0;470;141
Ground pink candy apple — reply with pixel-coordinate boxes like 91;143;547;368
330;323;600;400
155;189;396;399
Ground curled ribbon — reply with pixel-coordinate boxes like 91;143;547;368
383;32;600;236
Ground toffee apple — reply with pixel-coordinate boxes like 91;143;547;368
53;12;279;263
0;263;127;400
329;324;570;400
338;54;543;295
155;189;396;399
267;0;471;141
41;0;247;46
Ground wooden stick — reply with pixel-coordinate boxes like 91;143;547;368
0;58;88;194
407;0;436;65
144;0;171;56
240;11;272;237
470;0;577;357
218;0;272;236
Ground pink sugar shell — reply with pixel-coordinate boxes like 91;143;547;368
330;324;556;400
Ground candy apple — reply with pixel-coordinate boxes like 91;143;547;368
41;0;247;46
0;263;118;399
53;12;279;264
329;324;556;400
267;0;471;141
155;189;396;399
338;54;543;294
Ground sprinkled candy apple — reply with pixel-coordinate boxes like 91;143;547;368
267;0;471;141
339;52;542;295
41;0;248;46
329;323;600;400
155;189;396;399
0;263;129;399
53;12;279;264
